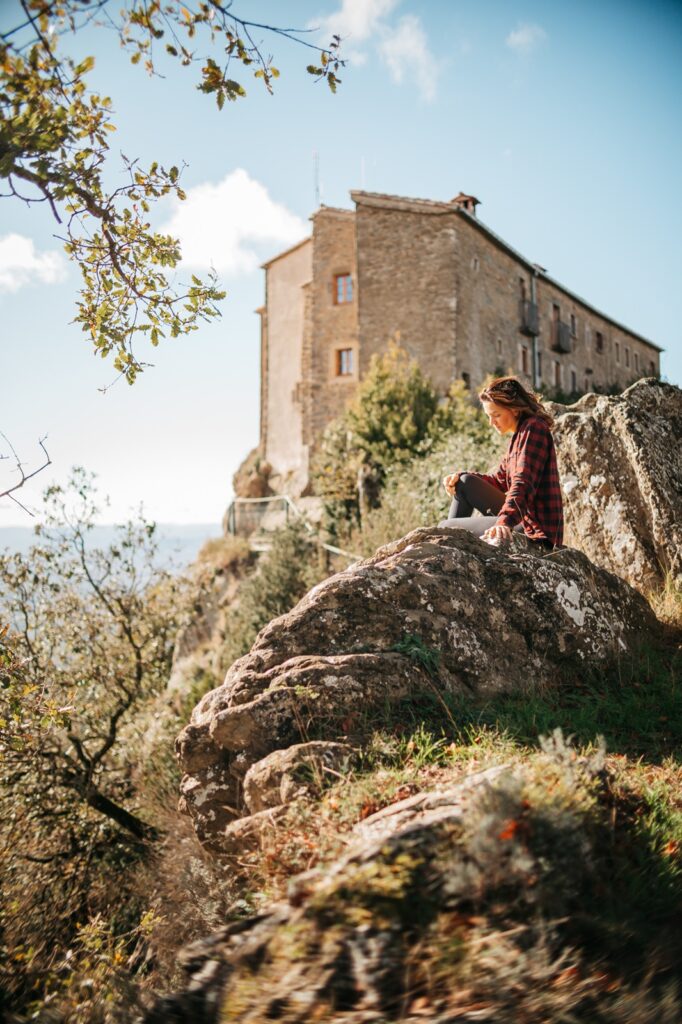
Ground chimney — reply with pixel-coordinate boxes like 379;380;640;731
451;192;480;217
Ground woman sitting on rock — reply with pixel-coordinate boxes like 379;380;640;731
440;376;563;551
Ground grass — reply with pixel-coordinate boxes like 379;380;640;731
446;639;681;765
647;570;682;628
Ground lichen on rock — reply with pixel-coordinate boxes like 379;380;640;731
551;378;682;594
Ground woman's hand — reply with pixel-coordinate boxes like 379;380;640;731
482;524;512;545
443;472;461;497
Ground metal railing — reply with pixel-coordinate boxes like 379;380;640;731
223;494;301;537
519;299;539;336
224;494;360;564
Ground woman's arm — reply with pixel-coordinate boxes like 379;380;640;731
469;458;508;493
496;420;549;528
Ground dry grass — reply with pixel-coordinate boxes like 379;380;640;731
646;571;682;631
195;534;253;573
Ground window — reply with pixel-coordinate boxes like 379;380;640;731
595;331;604;353
472;256;480;272
570;314;577;337
519;277;527;301
554;361;562;388
634;351;639;372
497;338;503;357
625;347;630;368
584;376;590;392
537;351;542;379
336;348;354;376
649;360;656;376
571;369;577;393
461;371;471;389
615;341;621;364
334;274;353;304
520;346;529;374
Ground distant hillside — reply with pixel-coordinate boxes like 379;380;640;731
0;523;223;569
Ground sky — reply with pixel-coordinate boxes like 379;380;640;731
1;0;680;526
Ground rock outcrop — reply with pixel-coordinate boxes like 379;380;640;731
231;446;273;500
149;740;679;1024
176;526;658;851
243;740;354;814
148;764;512;1023
552;378;682;594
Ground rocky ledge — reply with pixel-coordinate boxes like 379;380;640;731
176;526;658;853
552;377;682;594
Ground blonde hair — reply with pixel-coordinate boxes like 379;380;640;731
477;376;554;429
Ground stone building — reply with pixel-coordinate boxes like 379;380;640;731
254;189;662;495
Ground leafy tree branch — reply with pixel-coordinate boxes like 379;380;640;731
0;2;344;382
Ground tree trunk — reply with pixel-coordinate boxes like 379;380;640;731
85;787;159;841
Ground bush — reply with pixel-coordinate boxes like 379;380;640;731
0;471;192;1016
218;521;327;674
346;423;505;555
312;343;495;539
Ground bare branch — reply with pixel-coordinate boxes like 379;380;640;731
0;434;51;513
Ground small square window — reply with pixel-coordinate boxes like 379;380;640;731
595;331;604;354
335;274;353;304
336;348;354;376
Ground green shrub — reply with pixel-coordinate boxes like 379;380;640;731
312;343;497;540
347;422;505;554
218;521;326;673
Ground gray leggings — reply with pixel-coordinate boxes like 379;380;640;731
438;473;527;540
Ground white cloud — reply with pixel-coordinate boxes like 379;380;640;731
0;234;67;292
160;169;308;276
378;14;439;103
313;0;438;100
315;0;400;46
506;23;547;54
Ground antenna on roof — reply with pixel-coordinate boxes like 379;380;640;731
313;149;320;208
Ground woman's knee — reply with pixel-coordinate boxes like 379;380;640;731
456;472;474;494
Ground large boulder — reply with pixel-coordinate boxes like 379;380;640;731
552;378;682;594
176;526;659;851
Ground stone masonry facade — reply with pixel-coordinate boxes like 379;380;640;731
256;190;662;495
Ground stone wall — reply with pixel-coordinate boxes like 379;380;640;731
353;194;458;395
452;213;532;389
533;273;658;395
262;238;312;493
304;208;359;454
350;193;661;400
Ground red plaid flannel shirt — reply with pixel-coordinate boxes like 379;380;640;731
473;415;564;547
